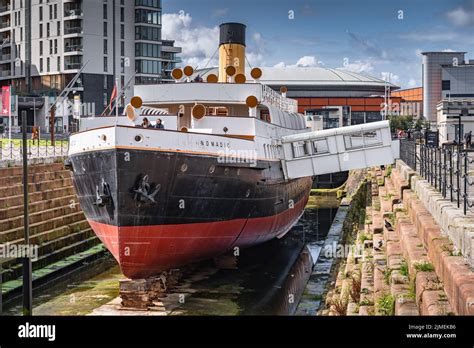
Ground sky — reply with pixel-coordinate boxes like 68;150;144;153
161;0;474;89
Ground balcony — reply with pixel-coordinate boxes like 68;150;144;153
0;53;10;61
64;44;83;55
0;4;10;14
0;21;10;31
64;8;83;19
0;36;10;46
0;70;10;77
64;26;83;36
64;62;82;70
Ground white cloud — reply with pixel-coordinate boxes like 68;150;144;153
163;13;268;68
338;60;374;74
162;13;219;68
446;3;474;27
273;56;324;68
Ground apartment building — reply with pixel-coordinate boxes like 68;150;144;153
0;0;181;133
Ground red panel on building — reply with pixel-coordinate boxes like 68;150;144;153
365;97;384;106
310;98;329;106
347;98;365;105
296;98;311;106
328;98;348;105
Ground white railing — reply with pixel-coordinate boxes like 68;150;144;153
261;84;298;113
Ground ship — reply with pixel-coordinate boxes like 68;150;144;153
67;23;315;279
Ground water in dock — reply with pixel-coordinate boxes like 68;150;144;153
3;200;338;316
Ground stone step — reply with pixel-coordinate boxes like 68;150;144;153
0;210;85;243
1;169;71;187
1;234;100;283
415;271;453;315
0;186;76;209
1;226;94;271
0;162;65;177
0;177;73;198
0;194;77;220
0;200;82;231
9;219;91;247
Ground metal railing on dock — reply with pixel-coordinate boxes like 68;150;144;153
400;139;474;215
0;139;69;162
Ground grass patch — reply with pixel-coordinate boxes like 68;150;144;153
413;262;435;273
359;233;371;244
383;268;392;285
399;259;409;277
376;293;395;316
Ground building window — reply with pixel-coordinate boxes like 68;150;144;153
121;41;125;56
103;4;107;19
104;75;107;89
103;92;108;107
54;39;58;54
442;80;451;91
54;4;57;19
39;58;43;72
135;9;161;25
135;0;162;8
57;22;61;36
39;6;43;21
135;26;161;41
135;43;161;58
39;23;43;38
104;39;108;54
121;7;125;22
39;41;43;55
46;23;50;37
57;56;60;71
49;40;53;55
121;24;124;39
103;22;107;36
49;4;52;20
135;59;161;74
104;57;108;72
47;57;50;72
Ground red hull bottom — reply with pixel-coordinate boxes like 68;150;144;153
88;196;309;279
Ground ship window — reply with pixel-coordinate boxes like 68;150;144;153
363;130;383;147
313;138;329;154
292;141;310;158
344;130;383;150
344;132;364;150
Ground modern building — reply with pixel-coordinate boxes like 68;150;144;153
0;0;181;133
391;87;423;118
194;66;401;128
422;52;474;122
437;99;474;144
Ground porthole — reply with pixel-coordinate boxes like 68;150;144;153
245;189;251;198
135;134;144;143
181;163;188;173
224;168;230;175
209;165;216;174
100;134;107;142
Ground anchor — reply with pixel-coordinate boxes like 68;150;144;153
93;178;112;207
133;175;160;205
